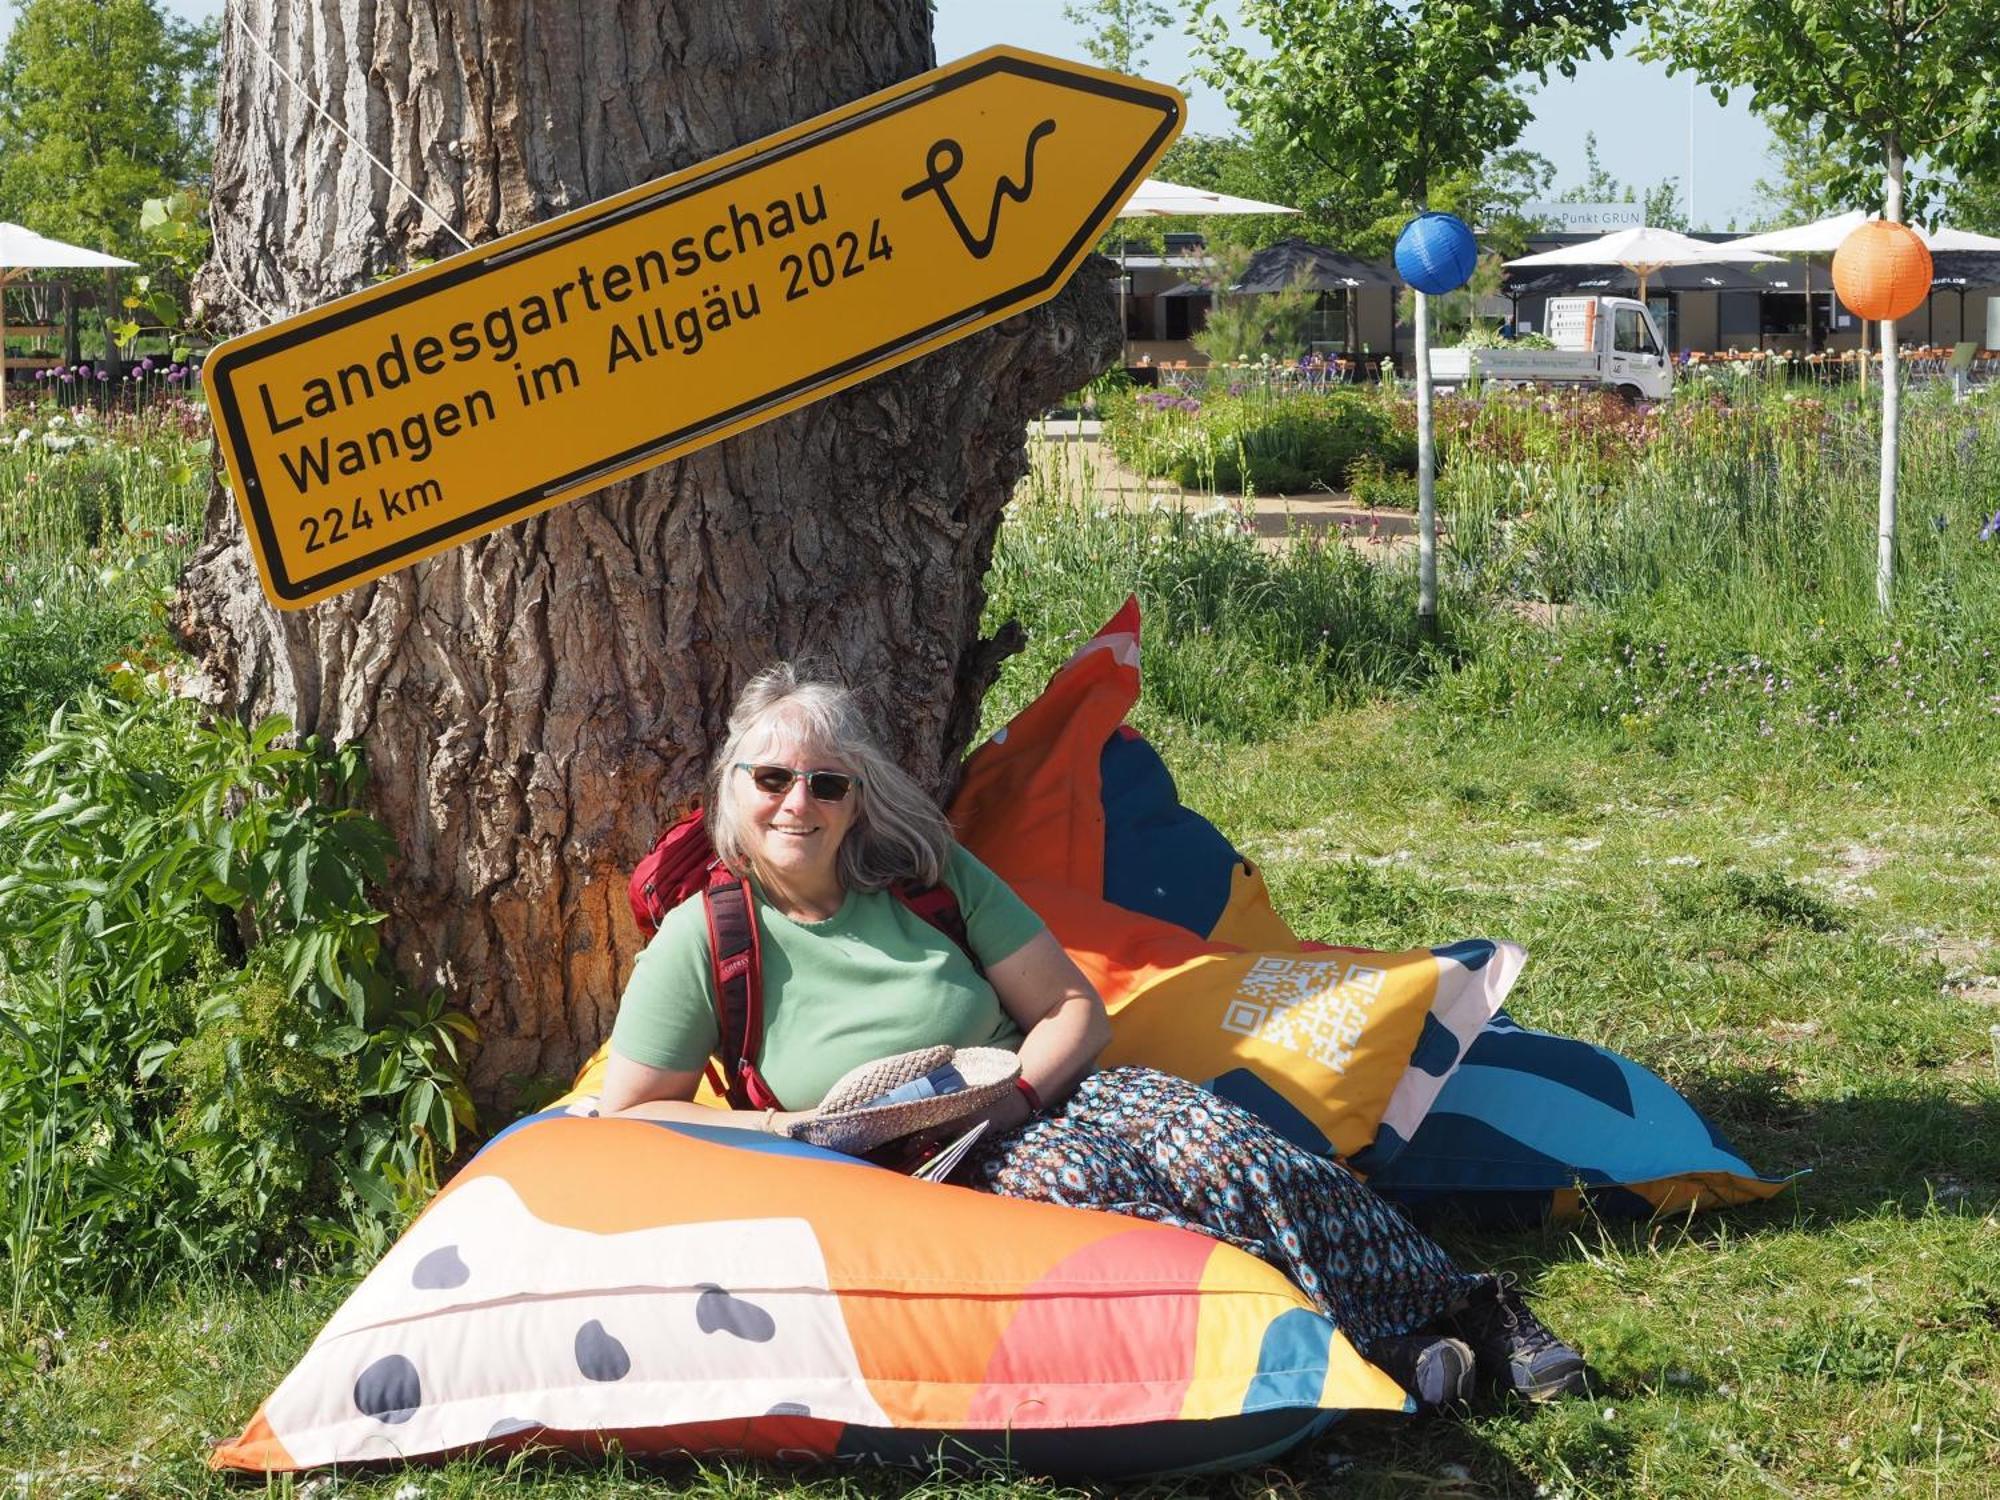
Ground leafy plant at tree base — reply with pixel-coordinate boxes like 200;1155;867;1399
0;685;475;1325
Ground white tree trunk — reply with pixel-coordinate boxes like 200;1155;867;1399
177;0;1117;1107
1879;143;1905;615
1414;287;1437;632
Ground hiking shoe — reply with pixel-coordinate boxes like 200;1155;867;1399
1448;1278;1590;1402
1364;1334;1476;1413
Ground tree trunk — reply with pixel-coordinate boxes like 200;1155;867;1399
176;0;1117;1108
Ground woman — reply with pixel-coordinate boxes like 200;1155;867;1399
601;664;1587;1411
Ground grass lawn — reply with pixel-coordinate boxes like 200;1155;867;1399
5;382;1999;1498
10;695;1997;1498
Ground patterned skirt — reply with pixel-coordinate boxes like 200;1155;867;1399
965;1066;1482;1351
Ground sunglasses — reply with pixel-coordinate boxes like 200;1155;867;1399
735;761;862;803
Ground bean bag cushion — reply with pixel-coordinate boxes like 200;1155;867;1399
950;598;1790;1211
949;599;1510;1163
211;1115;1408;1477
1361;1013;1795;1224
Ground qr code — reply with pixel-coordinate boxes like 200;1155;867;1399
1219;957;1387;1075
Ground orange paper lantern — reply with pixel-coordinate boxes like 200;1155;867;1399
1832;220;1934;322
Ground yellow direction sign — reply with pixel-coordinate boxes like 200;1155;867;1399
203;47;1183;608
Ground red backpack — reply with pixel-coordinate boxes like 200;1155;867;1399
628;806;978;1110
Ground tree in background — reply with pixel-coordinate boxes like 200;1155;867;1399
1188;244;1321;364
1061;0;1173;75
1942;173;2000;237
1640;0;2000;613
1557;130;1687;230
1750;113;1853;230
1190;0;1635;634
0;0;218;367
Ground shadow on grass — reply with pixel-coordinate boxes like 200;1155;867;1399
1677;1070;2000;1219
407;1424;1544;1500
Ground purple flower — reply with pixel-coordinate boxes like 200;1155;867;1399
97;370;109;381
78;363;91;376
1979;510;2000;543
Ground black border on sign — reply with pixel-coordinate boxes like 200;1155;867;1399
211;53;1181;602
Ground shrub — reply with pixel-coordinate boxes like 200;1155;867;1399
0;686;475;1319
1102;387;1417;495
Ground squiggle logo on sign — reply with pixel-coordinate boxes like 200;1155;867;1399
1219;957;1388;1074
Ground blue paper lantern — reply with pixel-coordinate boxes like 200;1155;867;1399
1395;213;1478;295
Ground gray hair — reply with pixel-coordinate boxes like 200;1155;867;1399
707;662;954;892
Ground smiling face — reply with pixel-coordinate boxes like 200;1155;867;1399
730;723;861;900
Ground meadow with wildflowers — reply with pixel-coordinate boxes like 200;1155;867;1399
4;371;1999;1498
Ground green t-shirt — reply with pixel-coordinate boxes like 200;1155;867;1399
609;842;1046;1109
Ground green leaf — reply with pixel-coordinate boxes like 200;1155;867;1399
284;835;313;925
309;1024;369;1059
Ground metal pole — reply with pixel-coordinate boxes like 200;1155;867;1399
1687;73;1697;228
1119;244;1128;368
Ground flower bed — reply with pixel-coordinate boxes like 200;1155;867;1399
1101;386;1417;495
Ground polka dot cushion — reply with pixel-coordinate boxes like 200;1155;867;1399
211;1114;1409;1477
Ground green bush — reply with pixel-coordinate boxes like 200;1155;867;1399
984;448;1453;743
1102;387;1417;495
0;686;475;1319
0;555;189;776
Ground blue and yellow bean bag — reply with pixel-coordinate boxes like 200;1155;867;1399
948;598;1790;1214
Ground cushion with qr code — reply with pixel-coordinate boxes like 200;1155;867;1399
950;598;1791;1209
950;598;1508;1167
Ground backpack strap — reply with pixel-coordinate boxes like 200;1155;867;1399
702;870;782;1111
893;881;984;978
705;873;975;1114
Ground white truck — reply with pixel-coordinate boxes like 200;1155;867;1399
1429;296;1674;401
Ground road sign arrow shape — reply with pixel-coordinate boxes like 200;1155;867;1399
204;46;1184;609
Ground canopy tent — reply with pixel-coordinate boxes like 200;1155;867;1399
1230;236;1396;292
1506;226;1780;302
1732;210;2000;256
1933;253;2000;290
1500;261;1789;298
0;223;137;416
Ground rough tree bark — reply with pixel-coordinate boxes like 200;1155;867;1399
177;0;1118;1105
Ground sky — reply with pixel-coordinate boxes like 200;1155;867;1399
931;1;1774;231
4;0;1775;231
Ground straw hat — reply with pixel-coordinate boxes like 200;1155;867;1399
791;1045;1021;1156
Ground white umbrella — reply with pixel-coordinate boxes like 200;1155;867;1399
1733;211;2000;255
0;223;137;417
1730;213;2000;362
1729;210;1872;255
1918;225;2000;253
1111;179;1298;361
1507;225;1781;300
1117;178;1299;218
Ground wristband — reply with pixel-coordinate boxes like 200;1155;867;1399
1014;1077;1044;1117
